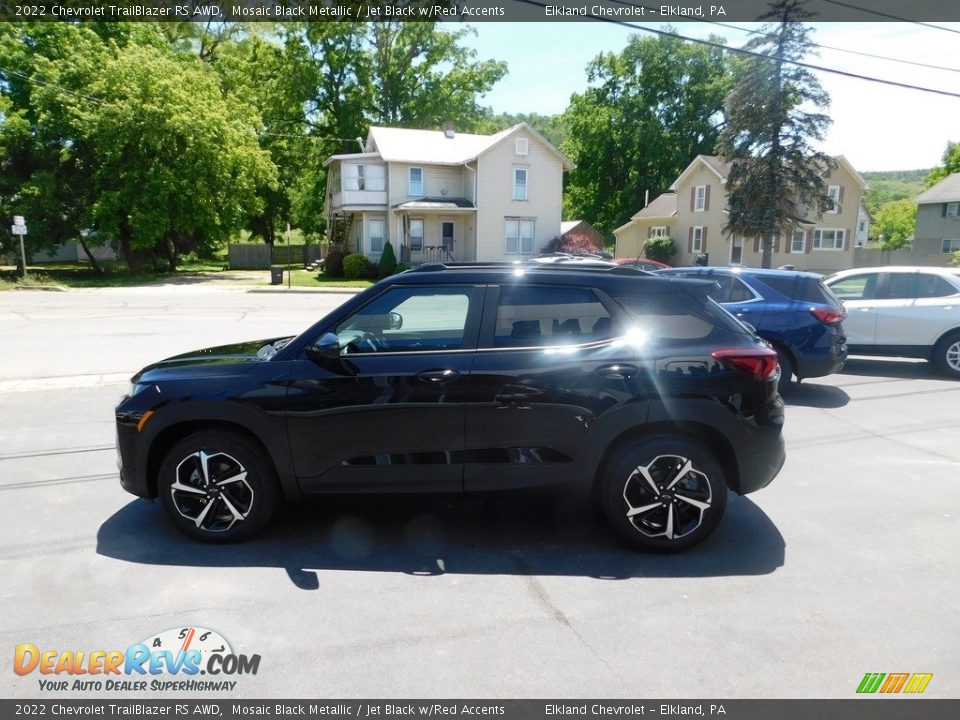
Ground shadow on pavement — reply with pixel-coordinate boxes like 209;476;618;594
782;382;849;409
840;357;941;381
97;491;785;590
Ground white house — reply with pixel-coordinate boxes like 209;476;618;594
323;123;574;264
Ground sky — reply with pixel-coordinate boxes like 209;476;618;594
453;20;960;173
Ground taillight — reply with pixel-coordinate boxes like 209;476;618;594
810;306;846;325
712;347;779;381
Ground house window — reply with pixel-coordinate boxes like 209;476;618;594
826;185;841;213
505;218;535;254
691;226;704;253
344;164;385;192
369;219;385;253
409;219;424;251
513;168;528;201
650;226;668;238
942;238;960;254
356;165;365;190
790;231;806;253
813;228;845;250
409;167;424;196
947;202;959;217
515;138;529;156
858;219;866;232
694;185;706;212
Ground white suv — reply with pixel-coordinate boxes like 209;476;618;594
825;266;960;378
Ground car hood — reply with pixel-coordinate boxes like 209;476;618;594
132;337;294;383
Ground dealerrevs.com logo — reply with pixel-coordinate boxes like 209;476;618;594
13;626;260;692
856;672;933;694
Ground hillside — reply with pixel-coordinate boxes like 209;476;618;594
861;169;930;214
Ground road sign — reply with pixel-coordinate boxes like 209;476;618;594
13;215;25;226
12;225;27;235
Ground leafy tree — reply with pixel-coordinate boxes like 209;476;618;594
479;111;569;148
716;0;835;269
925;141;960;187
562;32;730;238
872;199;916;250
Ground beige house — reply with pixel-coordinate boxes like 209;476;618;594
323;123;573;264
913;173;960;263
614;155;868;274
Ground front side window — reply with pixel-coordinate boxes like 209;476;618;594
409;167;424;196
368;219;385;253
813;228;845;250
494;285;612;347
513;168;528;200
505;218;535;254
335;286;472;353
826;185;841;213
409;219;424;251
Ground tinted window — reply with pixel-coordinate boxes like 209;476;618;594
336;286;471;353
829;273;878;300
494;286;612;347
609;287;750;342
702;274;755;303
759;276;839;305
885;272;958;299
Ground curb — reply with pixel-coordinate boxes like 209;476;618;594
246;287;364;295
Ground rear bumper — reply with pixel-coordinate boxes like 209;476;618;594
734;428;786;495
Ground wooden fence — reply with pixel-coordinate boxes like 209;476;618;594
228;243;324;270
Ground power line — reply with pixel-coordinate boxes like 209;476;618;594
816;0;960;35
515;0;960;100
0;65;106;105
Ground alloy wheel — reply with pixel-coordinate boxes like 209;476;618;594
170;451;254;533
622;454;712;540
946;340;960;373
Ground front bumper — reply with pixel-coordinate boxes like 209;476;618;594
116;414;152;499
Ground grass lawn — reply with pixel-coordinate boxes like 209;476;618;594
286;269;374;289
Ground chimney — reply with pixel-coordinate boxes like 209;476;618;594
442;121;455;139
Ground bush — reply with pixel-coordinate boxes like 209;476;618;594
363;260;379;279
378;241;398;278
643;236;676;263
952;249;960;267
343;252;371;279
540;232;601;255
324;244;347;278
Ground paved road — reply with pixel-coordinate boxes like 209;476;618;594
1;289;958;699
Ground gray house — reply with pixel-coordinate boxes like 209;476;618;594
914;173;960;262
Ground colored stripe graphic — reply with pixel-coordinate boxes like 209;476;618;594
879;673;909;693
903;673;933;694
857;673;885;693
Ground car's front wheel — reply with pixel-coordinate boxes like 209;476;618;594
600;436;727;552
158;430;280;543
931;330;960;379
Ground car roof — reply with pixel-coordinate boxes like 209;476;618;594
827;265;960;279
661;266;825;281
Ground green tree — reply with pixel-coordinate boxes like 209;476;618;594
75;45;276;271
717;0;835;269
925;141;960;187
562;32;730;238
872;199;916;250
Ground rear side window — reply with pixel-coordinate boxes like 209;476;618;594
759;276;841;306
494;285;613;347
609;287;750;342
829;273;878;300
885;272;958;299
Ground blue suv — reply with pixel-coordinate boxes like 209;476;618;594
658;267;848;391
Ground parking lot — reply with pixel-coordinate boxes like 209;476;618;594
1;287;958;699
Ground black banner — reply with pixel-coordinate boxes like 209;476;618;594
1;700;959;720
1;0;960;23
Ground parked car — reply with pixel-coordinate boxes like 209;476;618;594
116;263;786;552
529;252;615;267
616;257;673;271
656;267;848;392
824;266;960;378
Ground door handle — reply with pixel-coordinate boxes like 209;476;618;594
416;369;460;384
595;363;639;380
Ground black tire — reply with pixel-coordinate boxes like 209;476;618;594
776;347;794;395
158;430;280;543
599;435;727;553
931;330;960;379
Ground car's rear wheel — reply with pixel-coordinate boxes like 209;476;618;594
931;330;960;379
158;430;280;543
599;435;727;552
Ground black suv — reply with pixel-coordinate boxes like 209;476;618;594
116;264;786;552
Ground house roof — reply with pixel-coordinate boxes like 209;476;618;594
669;154;866;191
613;193;677;235
560;221;581;235
915;173;960;204
347;123;575;169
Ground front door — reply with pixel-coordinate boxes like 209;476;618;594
441;220;455;260
286;284;483;493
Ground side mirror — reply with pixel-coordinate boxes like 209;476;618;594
306;332;341;363
388;311;403;330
